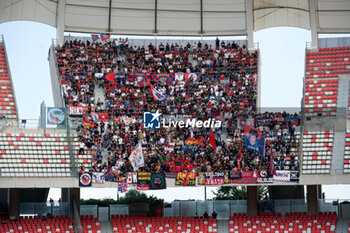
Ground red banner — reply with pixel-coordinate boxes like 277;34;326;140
113;117;121;123
83;119;94;128
98;113;109;121
231;171;259;184
136;183;149;191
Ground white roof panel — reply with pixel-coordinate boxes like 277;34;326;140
1;0;350;36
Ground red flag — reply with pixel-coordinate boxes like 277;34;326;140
105;72;116;81
208;132;217;151
83;119;94;128
238;146;242;170
100;33;111;41
269;147;277;175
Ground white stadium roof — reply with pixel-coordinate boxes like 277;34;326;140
1;0;350;47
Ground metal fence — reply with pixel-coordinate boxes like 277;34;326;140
20;202;69;216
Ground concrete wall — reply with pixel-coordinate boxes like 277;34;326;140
63;36;248;49
48;46;64;108
318;37;350;48
269;186;305;200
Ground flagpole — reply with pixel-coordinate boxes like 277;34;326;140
117;191;119;201
204;186;207;200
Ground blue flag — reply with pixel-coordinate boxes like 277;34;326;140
91;34;99;41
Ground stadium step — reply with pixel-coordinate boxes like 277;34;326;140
336;78;350;116
94;85;106;110
330;132;346;174
99;221;113;233
335;218;350;233
217;219;230;233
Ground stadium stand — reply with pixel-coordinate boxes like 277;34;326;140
0;132;90;177
111;215;217;233
302;131;333;174
304;47;350;117
229;212;337;233
0;45;17;120
0;215;74;233
55;39;300;177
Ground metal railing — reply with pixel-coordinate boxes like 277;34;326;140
17;119;40;129
254;42;259;50
73;200;84;233
52;38;58;47
20;202;69;216
306;41;312;49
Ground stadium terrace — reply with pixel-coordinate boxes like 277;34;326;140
1;0;350;231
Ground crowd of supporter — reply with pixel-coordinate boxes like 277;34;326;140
55;38;300;177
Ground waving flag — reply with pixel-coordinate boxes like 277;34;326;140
91;34;99;41
238;146;242;170
208;132;217;152
83;119;94;128
167;75;173;86
118;178;128;193
128;143;145;171
269;147;276;176
150;84;167;102
105;72;116;81
100;33;111;41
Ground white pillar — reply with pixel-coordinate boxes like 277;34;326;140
309;0;318;49
245;0;254;50
57;0;66;46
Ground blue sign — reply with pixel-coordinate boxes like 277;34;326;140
79;173;92;187
47;107;66;126
143;111;161;129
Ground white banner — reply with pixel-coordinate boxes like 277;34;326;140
273;171;290;182
92;173;105;183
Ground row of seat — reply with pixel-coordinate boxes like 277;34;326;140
229;212;337;233
307;57;349;64
306;62;350;68
111;215;217;233
80;215;101;233
0;215;74;233
304;76;338;117
0;132;89;177
302;131;334;174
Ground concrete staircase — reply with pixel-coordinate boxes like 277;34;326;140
99;221;113;233
217;220;229;233
188;53;198;67
336;218;349;233
331;77;350;174
94;85;106;109
336;79;349;117
331;132;346;174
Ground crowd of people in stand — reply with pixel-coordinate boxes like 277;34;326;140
55;38;300;177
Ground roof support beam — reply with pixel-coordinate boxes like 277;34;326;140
245;0;254;50
309;0;318;49
154;0;158;34
108;0;112;32
200;0;203;35
56;0;66;45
